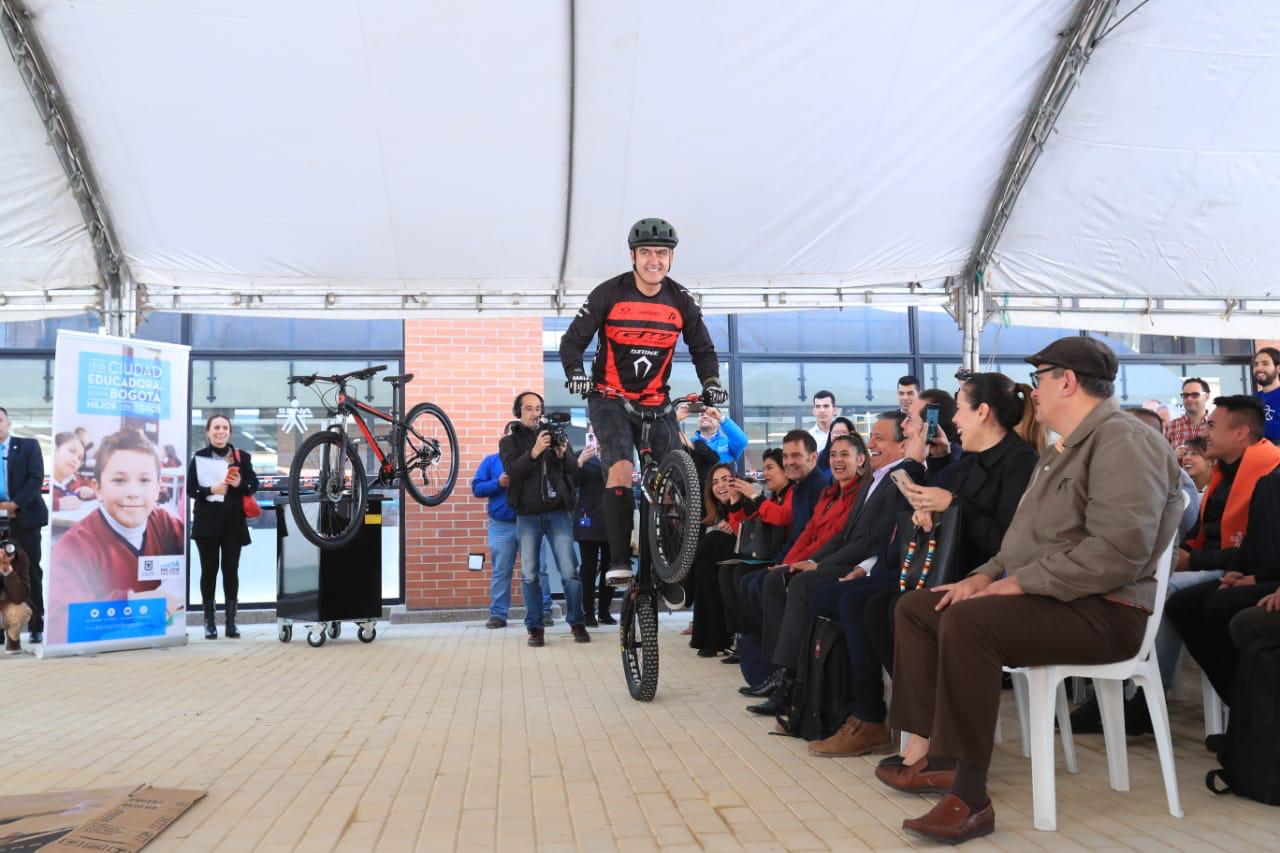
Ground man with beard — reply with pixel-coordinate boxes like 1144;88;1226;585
1253;347;1280;444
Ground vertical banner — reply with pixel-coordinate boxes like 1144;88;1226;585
40;331;191;658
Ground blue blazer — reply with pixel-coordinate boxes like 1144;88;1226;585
5;436;48;530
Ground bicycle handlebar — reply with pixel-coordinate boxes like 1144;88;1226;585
593;388;704;420
287;364;388;387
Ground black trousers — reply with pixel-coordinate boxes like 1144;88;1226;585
863;587;902;676
691;532;735;652
578;541;614;617
195;536;243;609
14;528;43;632
1166;578;1280;704
719;561;767;636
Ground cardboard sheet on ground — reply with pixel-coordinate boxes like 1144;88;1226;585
0;786;204;852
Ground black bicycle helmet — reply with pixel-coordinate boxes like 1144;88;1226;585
628;218;679;249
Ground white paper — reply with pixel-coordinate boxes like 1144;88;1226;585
195;456;229;502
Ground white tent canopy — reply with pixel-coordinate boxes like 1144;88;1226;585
1;0;1276;338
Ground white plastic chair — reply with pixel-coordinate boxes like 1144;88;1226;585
1006;494;1185;832
1201;671;1227;739
1005;670;1077;771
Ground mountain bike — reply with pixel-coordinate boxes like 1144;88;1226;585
285;364;458;549
592;388;705;701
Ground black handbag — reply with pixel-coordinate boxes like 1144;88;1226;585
894;504;961;590
736;518;783;562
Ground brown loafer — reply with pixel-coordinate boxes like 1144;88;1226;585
902;794;994;844
809;718;891;757
527;628;545;647
874;757;956;794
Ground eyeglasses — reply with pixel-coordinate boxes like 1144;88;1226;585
1180;392;1204;398
1029;366;1059;389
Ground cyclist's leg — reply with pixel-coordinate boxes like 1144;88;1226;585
589;396;639;582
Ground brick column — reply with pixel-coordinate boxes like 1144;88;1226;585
402;318;545;609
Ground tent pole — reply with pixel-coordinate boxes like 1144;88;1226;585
554;0;577;314
965;0;1119;319
1;0;134;335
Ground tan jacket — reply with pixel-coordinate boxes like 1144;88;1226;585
972;397;1182;612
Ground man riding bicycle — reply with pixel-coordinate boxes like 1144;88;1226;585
560;217;728;590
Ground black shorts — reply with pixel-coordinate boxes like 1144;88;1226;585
587;395;681;471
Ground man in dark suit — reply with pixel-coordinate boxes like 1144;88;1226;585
751;412;924;714
0;407;48;643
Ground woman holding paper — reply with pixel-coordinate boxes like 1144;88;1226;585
189;414;259;640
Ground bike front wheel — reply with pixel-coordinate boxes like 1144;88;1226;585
620;590;660;702
646;448;701;584
288;430;368;549
401;402;459;507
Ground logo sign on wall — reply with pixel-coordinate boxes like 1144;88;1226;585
40;331;191;659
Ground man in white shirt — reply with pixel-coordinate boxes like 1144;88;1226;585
808;390;838;449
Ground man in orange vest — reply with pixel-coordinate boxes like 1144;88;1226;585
1166;395;1280;705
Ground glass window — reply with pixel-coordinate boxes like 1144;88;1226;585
134;312;184;344
1089;331;1254;357
189;358;403;605
1182;363;1247;398
917;309;1079;356
0;314;98;349
191;316;402;351
737;308;910;354
1113;363;1190;411
738;360;910;470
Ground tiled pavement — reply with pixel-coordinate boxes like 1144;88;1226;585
4;614;1276;852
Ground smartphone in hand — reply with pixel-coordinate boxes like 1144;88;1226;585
925;403;941;444
889;468;916;496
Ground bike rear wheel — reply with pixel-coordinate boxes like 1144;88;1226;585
646;448;701;584
401;402;459;507
288;430;368;549
620;589;660;702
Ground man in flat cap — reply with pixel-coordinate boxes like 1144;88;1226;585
873;336;1183;844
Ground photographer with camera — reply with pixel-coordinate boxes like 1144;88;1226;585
0;527;32;654
0;407;46;644
499;391;589;648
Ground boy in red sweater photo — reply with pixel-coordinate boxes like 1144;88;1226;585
47;428;185;645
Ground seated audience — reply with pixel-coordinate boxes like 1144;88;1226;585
915;388;962;478
1181;435;1213;492
1166;395;1280;706
1229;587;1280;651
691;464;746;657
816;416;856;477
1164;377;1211;449
876;336;1181;844
810;376;1038;758
718;449;791;654
748;416;921;715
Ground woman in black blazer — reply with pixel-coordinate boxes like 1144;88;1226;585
189;413;259;639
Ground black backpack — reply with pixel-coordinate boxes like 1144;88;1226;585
1205;641;1280;805
774;617;854;741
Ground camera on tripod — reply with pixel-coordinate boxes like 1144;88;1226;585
0;508;16;558
537;411;572;448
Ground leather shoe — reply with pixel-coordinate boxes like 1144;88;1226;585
485;617;507;629
721;653;740;664
874;757;956;794
598;612;616;625
902;794;995;845
746;687;789;716
809;717;892;757
571;624;591;643
527;628;545;647
740;667;785;697
28;631;43;644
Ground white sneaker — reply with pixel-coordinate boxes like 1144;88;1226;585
605;565;634;586
660;582;687;611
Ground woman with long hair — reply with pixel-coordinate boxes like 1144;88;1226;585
689;464;745;657
189;413;260;639
816;416;856;477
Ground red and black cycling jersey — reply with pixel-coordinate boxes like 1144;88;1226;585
559;272;719;406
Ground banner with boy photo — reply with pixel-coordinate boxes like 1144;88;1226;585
40;331;191;659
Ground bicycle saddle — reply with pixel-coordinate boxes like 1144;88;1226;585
381;373;414;385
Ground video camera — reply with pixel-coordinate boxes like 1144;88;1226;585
0;508;15;558
537;411;572;448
